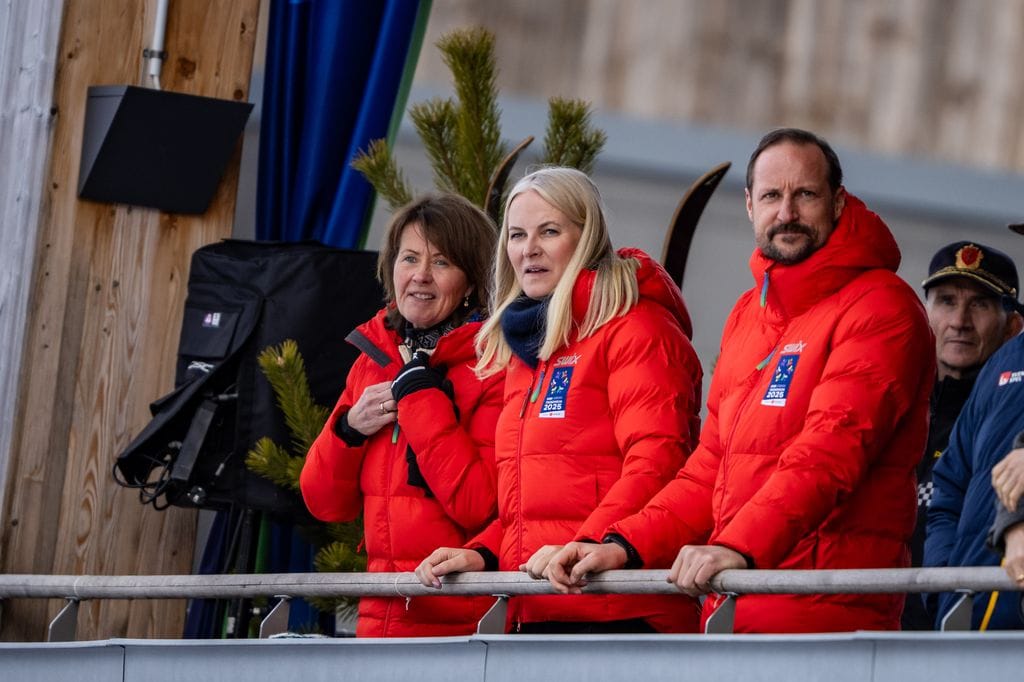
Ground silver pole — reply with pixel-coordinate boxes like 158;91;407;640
0;567;1016;600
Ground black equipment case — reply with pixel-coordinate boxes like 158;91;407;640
114;240;383;514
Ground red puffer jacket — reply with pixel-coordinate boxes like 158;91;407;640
300;309;502;637
471;249;703;632
612;195;933;633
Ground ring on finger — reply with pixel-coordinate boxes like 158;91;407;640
379;401;387;415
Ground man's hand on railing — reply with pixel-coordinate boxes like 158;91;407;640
520;545;564;580
1002;524;1024;586
992;446;1024;512
414;548;485;589
669;545;748;597
546;542;628;594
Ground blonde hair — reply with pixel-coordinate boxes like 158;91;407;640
476;167;639;377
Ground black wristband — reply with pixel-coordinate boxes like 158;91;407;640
602;533;643;569
333;411;367;447
471;546;499;572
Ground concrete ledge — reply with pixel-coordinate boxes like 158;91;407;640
4;631;1024;682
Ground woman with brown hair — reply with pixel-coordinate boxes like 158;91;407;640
300;193;501;636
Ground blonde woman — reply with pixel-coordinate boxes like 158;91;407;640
415;167;703;633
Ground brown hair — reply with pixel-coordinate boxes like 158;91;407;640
378;193;498;328
746;127;843;192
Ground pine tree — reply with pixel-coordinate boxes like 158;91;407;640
245;340;364;616
352;26;607;224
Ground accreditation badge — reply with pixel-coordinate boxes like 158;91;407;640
761;351;800;407
539;366;573;418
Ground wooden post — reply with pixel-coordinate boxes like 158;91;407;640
1;0;261;640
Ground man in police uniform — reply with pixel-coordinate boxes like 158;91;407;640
904;241;1022;629
927;223;1024;630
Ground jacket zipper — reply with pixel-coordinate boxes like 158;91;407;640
519;363;547;418
515;359;547;632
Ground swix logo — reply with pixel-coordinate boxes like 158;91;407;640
782;340;806;354
187;361;215;374
554;353;581;366
998;370;1024;386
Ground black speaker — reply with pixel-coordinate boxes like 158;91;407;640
78;85;253;214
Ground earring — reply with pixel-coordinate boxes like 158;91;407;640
463;294;470;308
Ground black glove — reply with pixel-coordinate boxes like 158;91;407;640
391;351;448;403
392;351;459;497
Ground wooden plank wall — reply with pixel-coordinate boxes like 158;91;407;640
419;0;1024;173
0;0;260;640
0;1;66;528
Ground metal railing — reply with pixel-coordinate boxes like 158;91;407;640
0;567;1016;641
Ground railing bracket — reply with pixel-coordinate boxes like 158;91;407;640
476;594;510;635
259;595;292;639
704;593;736;634
47;598;80;642
939;590;974;631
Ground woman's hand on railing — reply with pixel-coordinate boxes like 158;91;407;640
414;547;485;589
546;542;628;594
669;545;748;597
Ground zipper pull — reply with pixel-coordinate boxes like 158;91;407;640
391;422;400;444
756;348;776;371
519;363;547;418
530;367;546;403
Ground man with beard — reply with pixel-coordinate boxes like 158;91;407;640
902;242;1022;629
545;128;934;633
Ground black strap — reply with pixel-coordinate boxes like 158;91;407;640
170;399;218;485
345;329;392;368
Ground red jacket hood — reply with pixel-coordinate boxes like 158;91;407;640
749;194;901;319
571;248;694;339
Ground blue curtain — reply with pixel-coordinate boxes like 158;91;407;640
181;0;430;638
257;0;430;247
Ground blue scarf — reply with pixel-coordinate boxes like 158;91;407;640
501;295;549;368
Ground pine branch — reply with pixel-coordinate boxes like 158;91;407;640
326;520;364;548
308;540;366;615
256;340;330;455
541;97;608;175
351;139;413;210
314;540;367;574
438;27;507;206
409;98;461;194
245;437;304;492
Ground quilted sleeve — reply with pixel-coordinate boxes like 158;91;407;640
299;355;372;523
573;306;703;541
398;367;502;532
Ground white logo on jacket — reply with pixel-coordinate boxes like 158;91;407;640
782;340;806;354
998;370;1024;386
